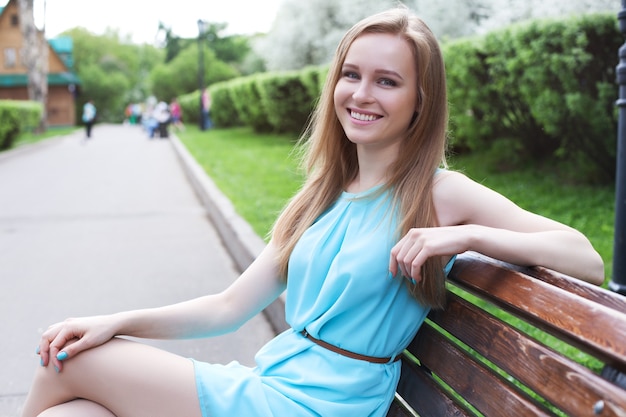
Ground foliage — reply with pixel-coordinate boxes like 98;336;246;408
444;13;620;184
207;13;618;184
178;127;302;238
206;66;327;134
178;126;614;281
257;72;317;134
228;76;273;132
256;0;615;71
257;0;397;71
59;24;249;124
149;43;239;103
12;126;79;148
0;100;42;150
201;22;252;65
208;83;241;128
63;28;164;122
77;63;130;122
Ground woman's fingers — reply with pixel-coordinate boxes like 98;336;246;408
37;318;89;371
390;227;465;284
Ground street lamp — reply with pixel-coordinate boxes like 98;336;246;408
197;19;208;131
600;0;626;391
611;1;626;296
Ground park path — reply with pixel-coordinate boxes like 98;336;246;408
0;124;275;417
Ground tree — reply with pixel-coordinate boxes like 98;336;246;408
64;27;163;121
475;0;615;34
256;0;397;70
411;0;492;39
149;43;239;101
256;0;616;71
17;0;47;131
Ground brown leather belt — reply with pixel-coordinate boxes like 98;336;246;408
300;329;401;364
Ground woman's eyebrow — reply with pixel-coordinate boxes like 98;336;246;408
342;63;404;80
374;69;404;80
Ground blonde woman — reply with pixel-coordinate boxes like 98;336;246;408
23;7;603;417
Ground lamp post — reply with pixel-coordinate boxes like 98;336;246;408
600;0;626;391
611;1;626;296
197;19;207;131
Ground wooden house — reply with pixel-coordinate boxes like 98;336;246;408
0;0;80;126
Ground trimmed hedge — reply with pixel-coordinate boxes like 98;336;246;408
205;66;328;136
0;100;43;150
445;13;620;183
179;13;619;183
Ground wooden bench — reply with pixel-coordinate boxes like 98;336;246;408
387;252;626;417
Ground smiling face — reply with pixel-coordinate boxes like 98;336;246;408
333;32;419;153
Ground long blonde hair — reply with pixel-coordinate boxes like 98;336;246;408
271;7;449;309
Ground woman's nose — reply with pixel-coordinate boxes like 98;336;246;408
352;81;374;103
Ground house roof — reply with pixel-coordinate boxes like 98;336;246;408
0;72;80;87
48;36;75;69
1;2;78;80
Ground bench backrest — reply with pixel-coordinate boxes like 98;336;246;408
389;252;626;417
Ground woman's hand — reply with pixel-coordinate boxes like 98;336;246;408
37;315;119;372
389;226;471;284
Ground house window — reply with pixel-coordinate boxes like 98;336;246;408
10;14;18;27
4;48;17;68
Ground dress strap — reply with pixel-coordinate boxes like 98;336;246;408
300;329;401;364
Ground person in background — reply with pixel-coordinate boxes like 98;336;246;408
169;97;185;132
82;99;96;139
21;7;604;417
201;88;213;130
154;101;170;138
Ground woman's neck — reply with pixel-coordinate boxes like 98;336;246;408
346;145;397;193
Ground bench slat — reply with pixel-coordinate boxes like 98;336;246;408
468;253;626;315
385;400;415;417
428;293;626;416
396;357;474;417
410;323;554;416
449;253;626;370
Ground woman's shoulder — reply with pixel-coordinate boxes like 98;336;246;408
432;169;481;226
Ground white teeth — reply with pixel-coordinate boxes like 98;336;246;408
351;111;378;121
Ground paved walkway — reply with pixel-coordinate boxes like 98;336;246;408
0;124;276;417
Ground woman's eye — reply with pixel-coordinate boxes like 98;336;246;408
343;71;359;79
379;78;397;87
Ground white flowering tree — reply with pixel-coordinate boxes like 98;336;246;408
256;0;616;71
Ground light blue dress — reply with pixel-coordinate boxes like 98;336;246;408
193;185;455;416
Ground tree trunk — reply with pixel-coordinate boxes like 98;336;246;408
17;0;48;132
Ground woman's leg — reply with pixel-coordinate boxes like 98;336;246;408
37;399;116;417
21;338;203;417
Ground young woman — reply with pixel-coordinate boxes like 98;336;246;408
23;7;604;417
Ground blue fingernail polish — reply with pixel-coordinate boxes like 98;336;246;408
40;358;44;366
54;366;60;373
35;346;40;355
57;351;68;361
409;277;416;285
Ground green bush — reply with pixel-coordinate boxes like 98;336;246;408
178;91;201;126
257;71;315;134
194;14;619;183
210;82;241;128
445;13;620;183
0;100;42;150
229;76;273;133
207;65;328;135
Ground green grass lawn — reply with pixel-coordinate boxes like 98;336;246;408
11;124;616;406
180;125;617;410
9;126;81;149
179;125;615;281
